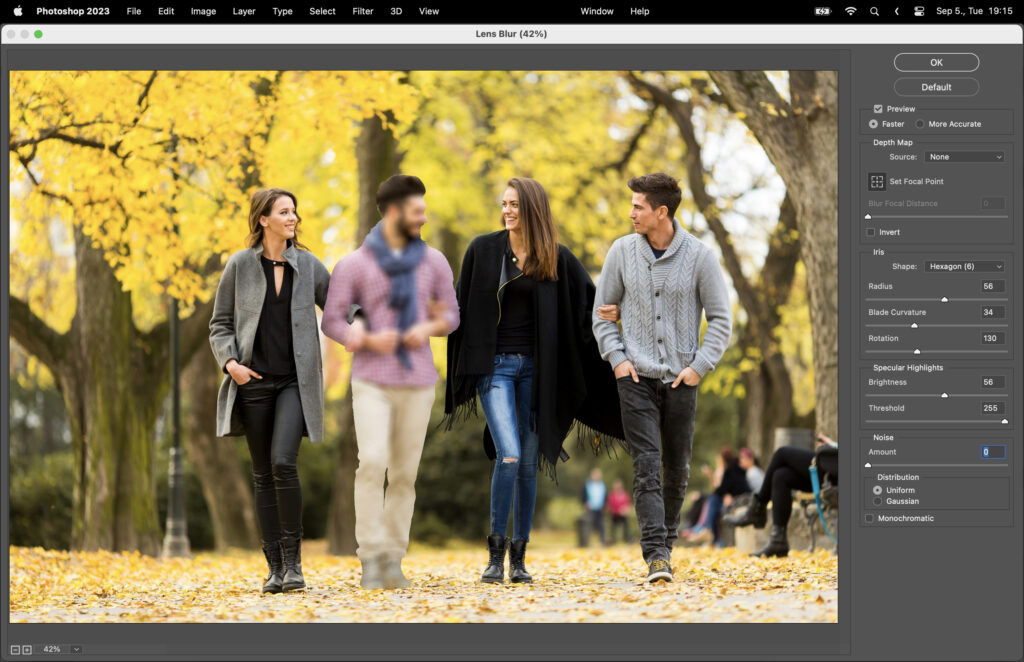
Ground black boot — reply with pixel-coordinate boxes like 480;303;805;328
751;524;790;558
261;540;284;594
480;534;508;584
508;539;533;584
724;494;768;529
279;534;306;591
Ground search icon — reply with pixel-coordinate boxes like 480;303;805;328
870;6;880;15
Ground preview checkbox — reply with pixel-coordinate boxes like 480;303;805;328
873;104;883;113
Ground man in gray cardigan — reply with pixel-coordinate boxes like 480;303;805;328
593;173;732;583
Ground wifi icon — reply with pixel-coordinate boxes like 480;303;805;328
845;6;858;14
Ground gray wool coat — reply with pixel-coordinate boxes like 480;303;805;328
209;241;358;443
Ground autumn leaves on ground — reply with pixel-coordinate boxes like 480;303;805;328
9;534;837;623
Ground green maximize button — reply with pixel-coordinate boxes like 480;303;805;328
34;30;43;38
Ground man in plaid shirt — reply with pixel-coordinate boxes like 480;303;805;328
321;175;459;590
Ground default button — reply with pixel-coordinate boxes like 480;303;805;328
894;77;979;97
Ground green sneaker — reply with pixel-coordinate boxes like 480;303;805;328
647;558;673;583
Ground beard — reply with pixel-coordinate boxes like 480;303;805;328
397;210;421;240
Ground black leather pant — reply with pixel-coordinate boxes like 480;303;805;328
236;372;304;543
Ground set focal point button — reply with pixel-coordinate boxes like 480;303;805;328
894;52;979;72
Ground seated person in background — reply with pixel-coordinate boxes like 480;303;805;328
739;447;764;493
725;433;839;558
683;448;749;546
682;490;707;532
680;465;715;544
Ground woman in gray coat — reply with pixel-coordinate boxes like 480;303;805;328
209;188;356;594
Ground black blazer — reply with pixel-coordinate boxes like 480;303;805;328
442;230;625;481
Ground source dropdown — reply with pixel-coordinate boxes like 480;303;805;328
924;150;1007;163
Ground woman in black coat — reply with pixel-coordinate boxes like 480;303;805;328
442;177;625;584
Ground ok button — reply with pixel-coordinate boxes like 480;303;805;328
894;53;979;72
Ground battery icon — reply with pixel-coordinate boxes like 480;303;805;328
814;6;833;15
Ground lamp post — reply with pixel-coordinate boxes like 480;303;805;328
161;295;191;558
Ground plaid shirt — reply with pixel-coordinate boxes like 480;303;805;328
321;243;459;387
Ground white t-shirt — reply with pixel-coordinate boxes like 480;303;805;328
746;466;765;493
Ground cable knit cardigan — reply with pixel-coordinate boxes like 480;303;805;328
592;218;732;382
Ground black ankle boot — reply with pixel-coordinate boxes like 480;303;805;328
508;539;533;584
751;524;790;558
279;534;306;591
481;534;508;584
261;540;284;594
725;494;768;529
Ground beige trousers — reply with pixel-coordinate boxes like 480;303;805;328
351;378;436;561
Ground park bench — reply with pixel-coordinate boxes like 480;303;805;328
793;481;838;552
727;483;838;554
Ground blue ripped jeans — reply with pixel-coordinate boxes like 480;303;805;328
478;353;540;542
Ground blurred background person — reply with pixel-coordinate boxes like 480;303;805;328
684;448;750;547
607;479;633;544
581;468;608;547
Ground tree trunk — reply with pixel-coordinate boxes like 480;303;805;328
182;351;258;550
9;224;216;555
708;70;838;440
325;389;358;555
743;365;767;455
63;226;163;554
744;355;797;461
326;113;402;555
436;224;462;266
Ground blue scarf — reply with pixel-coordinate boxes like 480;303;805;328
364;220;426;369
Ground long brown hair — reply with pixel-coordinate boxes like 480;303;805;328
245;188;308;250
504;177;558;281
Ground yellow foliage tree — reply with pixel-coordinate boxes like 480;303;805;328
8;70;419;554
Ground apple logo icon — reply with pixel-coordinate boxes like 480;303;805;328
14;6;23;16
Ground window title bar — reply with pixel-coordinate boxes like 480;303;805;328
2;23;1021;44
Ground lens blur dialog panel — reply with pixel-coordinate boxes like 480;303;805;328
2;4;1021;662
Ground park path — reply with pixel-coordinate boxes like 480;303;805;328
9;541;837;623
